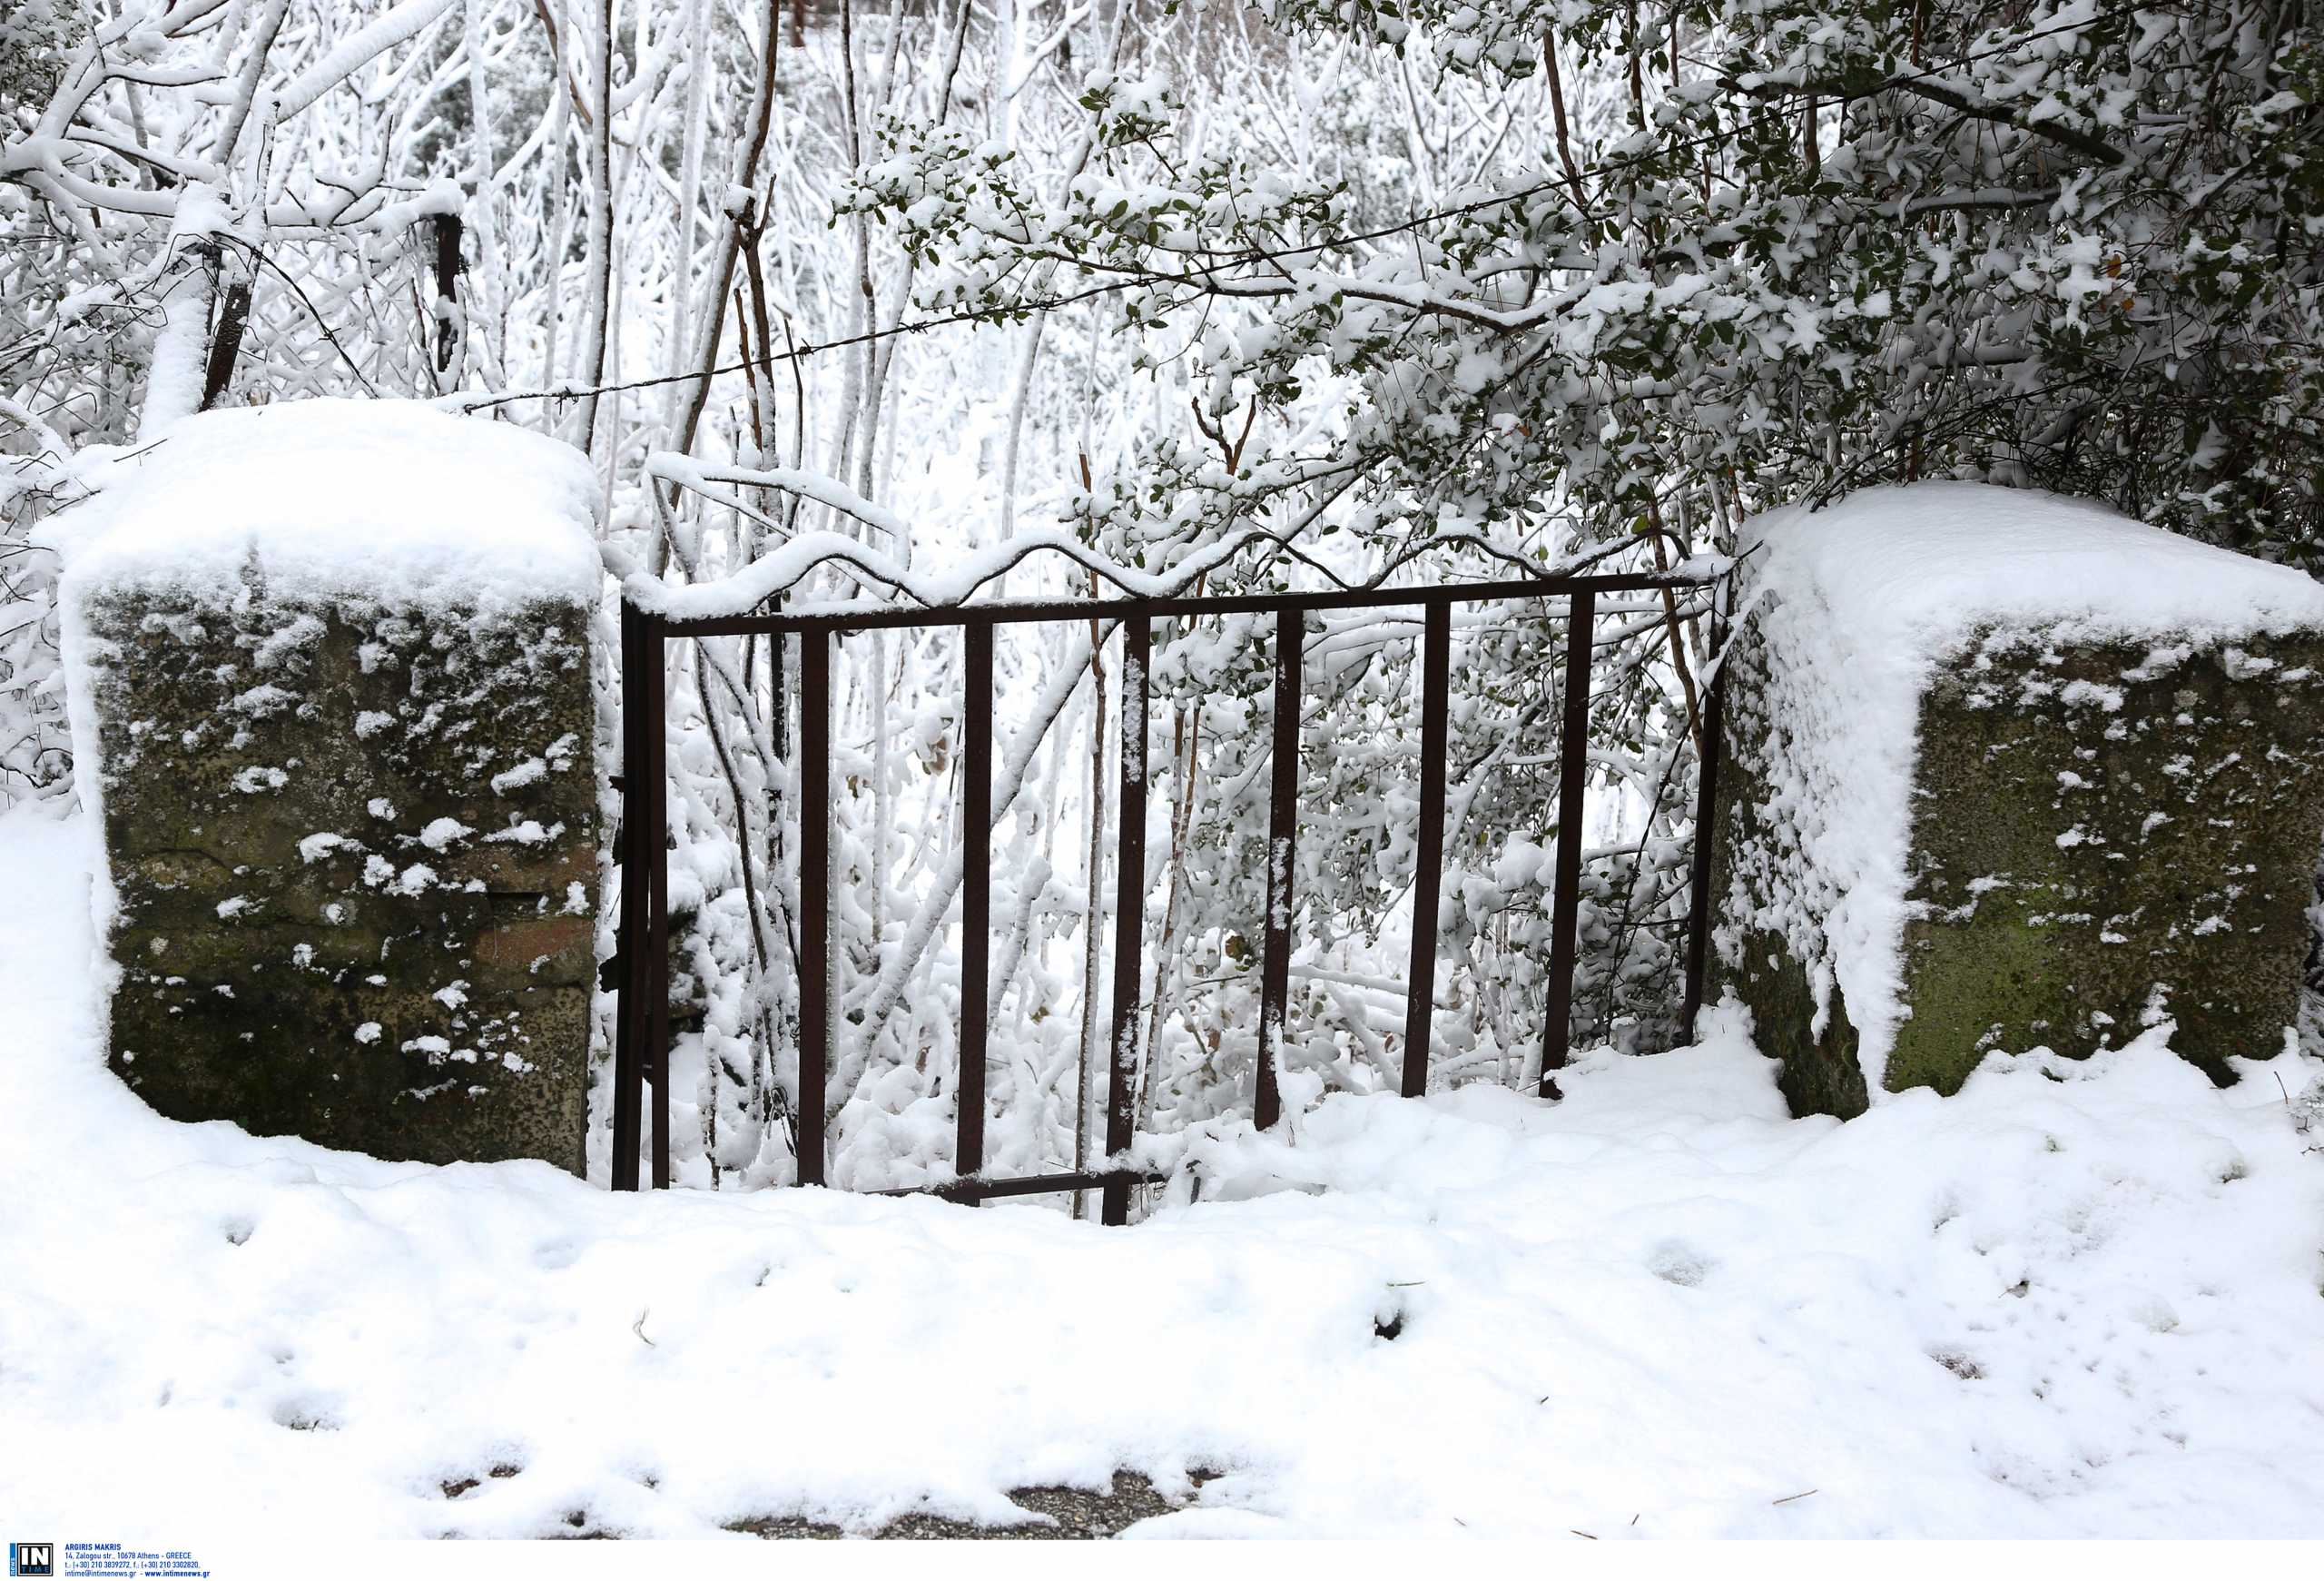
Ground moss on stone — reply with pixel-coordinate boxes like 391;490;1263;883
1895;630;2324;1092
1712;618;2324;1116
84;580;598;1171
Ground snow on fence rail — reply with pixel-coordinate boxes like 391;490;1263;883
607;533;1735;1220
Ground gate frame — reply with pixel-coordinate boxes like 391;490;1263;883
610;568;1727;1218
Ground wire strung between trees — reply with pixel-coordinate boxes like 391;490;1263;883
446;3;2142;418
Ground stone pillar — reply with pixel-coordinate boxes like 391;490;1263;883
52;400;603;1171
1707;484;2324;1117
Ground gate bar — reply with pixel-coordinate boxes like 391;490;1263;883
643;612;672;1189
1256;608;1303;1131
1101;616;1151;1225
875;1167;1166;1204
797;630;831;1186
1678;591;1728;1035
958;623;993;1191
609;604;646;1191
1538;588;1595;1097
661;571;1710;637
1401;600;1451;1098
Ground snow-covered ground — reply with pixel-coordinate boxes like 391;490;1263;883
4;799;2321;1540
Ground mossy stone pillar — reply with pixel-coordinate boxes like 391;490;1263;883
50;400;605;1171
1707;484;2324;1117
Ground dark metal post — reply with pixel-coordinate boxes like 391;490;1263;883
1101;616;1151;1226
432;212;464;372
769;618;789;756
1539;589;1595;1098
1401;599;1451;1098
610;603;646;1191
1256;608;1303;1131
197;277;252;412
641;614;671;1189
957;621;993;1191
796;630;831;1186
1678;588;1728;1037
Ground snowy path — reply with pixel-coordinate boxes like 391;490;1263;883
3;801;2321;1539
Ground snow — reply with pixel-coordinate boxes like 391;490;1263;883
1725;483;2324;1094
39;399;602;613
416;817;473;852
135;188;232;441
271;0;463;123
487;756;547;793
4;802;2321;1539
1746;482;2324;651
297;833;352;864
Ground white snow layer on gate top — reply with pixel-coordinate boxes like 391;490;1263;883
1729;482;2324;1096
40;398;601;609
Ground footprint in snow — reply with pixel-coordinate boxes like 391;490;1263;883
1648;1240;1715;1288
1929;1347;1986;1380
271;1397;341;1431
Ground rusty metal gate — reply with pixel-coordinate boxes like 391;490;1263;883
609;568;1728;1220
